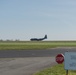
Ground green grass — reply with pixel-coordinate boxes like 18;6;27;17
33;64;76;75
0;41;76;50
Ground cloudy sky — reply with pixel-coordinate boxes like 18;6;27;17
0;0;76;41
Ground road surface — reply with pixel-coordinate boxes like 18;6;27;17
0;47;76;75
0;47;75;58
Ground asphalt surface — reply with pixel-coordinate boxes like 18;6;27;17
0;47;76;75
0;47;76;58
0;57;55;75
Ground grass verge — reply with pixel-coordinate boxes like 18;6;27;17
0;41;76;50
33;64;76;75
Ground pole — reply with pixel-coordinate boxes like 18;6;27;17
66;70;68;75
65;51;69;75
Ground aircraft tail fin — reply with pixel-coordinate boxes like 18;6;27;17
44;35;47;39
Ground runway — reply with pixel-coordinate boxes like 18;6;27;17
0;47;76;58
0;47;76;75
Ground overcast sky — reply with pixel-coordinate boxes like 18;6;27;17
0;0;76;41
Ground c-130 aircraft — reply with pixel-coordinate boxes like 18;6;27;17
30;35;47;41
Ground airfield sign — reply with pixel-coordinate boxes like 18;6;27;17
64;52;76;70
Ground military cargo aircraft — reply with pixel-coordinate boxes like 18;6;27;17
30;35;47;41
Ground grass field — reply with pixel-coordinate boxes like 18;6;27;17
33;64;76;75
0;41;76;50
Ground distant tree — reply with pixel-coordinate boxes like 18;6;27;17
0;39;3;41
6;39;10;41
15;39;20;41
